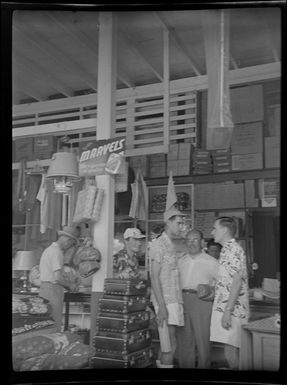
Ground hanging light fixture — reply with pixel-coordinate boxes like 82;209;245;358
46;151;81;193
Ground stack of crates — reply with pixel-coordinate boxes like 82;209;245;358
91;278;154;368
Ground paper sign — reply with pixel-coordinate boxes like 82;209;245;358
79;137;125;176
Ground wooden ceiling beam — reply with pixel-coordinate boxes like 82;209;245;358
13;74;46;102
13;50;74;97
118;30;163;82
45;12;133;87
230;54;238;69
45;11;133;89
265;21;279;62
13;24;98;91
155;11;201;76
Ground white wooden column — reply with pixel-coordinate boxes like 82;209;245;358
90;12;117;345
163;28;170;149
92;12;117;290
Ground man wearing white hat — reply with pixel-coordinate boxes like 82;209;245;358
113;227;146;279
39;226;80;331
149;172;186;368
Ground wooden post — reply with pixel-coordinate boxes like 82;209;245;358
89;12;117;347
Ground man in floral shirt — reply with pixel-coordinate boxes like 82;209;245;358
210;216;249;369
113;228;145;279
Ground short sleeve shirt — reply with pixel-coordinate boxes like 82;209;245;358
212;239;249;320
149;232;182;305
39;242;64;282
178;251;219;290
113;249;140;279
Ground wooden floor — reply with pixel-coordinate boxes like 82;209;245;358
152;340;228;369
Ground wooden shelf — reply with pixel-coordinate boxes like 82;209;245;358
146;168;280;186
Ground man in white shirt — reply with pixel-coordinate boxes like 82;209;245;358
39;226;79;331
176;229;218;368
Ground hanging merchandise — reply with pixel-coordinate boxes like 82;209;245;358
91;189;105;222
129;170;148;221
201;9;234;149
73;237;102;278
72;184;97;224
15;160;27;213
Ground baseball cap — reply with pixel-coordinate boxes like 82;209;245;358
123;228;146;240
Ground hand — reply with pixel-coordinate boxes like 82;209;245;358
69;282;79;293
221;310;232;330
156;305;168;327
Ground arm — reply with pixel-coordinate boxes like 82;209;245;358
221;272;242;329
150;259;168;327
53;269;77;291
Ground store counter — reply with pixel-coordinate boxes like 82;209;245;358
239;316;280;371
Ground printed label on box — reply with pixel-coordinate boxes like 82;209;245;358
232;153;263;171
231;122;263;155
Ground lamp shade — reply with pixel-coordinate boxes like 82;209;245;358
46;152;80;180
13;251;37;271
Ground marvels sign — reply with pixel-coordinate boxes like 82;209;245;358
79;137;125;176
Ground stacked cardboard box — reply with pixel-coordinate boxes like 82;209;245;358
167;143;193;176
129;155;148;177
211;149;232;173
33;135;57;160
192;149;212;174
231;122;263;171
230;84;264;124
264;136;280;168
14;138;34;162
149;153;166;178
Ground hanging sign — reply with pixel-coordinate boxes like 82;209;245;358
79;137;125;176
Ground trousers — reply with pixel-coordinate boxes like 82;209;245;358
176;292;212;368
39;282;64;332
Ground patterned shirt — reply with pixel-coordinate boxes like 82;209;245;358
212;238;249;320
113;248;140;279
149;232;182;305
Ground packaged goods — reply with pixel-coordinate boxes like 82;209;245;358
104;278;147;296
91;346;154;368
93;328;151;355
96;311;150;334
99;294;147;314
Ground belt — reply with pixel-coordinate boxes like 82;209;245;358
182;288;197;294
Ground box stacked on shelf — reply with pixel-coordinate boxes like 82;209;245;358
264;136;280;168
211;148;232;173
192;149;213;174
14;138;34;162
129;155;148;177
33;135;58;160
91;278;153;368
231;122;263;171
149;153;166;178
167;143;193;176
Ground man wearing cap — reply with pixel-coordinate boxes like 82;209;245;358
113;228;146;279
39;226;80;331
149;206;186;368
